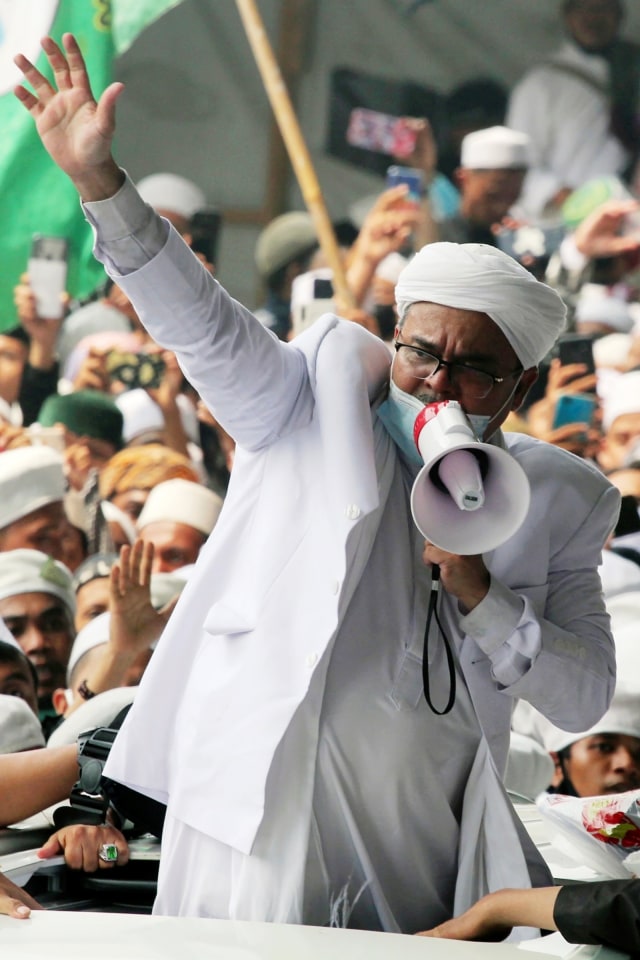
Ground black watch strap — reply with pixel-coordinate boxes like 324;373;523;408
53;726;118;828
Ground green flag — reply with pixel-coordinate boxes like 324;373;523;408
0;0;185;332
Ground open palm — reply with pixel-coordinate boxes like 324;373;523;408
14;34;123;182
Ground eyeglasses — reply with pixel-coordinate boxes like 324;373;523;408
394;341;522;400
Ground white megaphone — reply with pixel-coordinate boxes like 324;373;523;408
410;400;530;555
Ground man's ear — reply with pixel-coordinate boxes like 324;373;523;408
549;750;564;788
51;687;71;717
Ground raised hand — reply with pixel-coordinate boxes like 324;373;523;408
14;33;124;199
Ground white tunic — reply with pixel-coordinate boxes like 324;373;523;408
89;177;618;931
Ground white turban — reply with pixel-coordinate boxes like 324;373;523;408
395;243;567;369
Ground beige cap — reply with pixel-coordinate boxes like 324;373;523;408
137;479;223;536
0;446;65;530
460;125;530;169
0;695;45;753
255;212;317;278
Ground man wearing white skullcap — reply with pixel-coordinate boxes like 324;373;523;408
516;616;640;798
19;44;621;938
0;549;75;730
599;371;640;471
0;446;68;563
136;478;223;573
136;172;206;234
437;126;530;249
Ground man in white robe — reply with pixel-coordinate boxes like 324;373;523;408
507;0;636;218
14;36;620;936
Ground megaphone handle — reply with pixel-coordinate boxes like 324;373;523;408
422;564;457;715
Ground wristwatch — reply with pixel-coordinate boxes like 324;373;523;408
53;726;118;828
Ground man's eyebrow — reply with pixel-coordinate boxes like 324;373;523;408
0;669;30;684
408;334;496;366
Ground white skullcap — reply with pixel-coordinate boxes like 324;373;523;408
47;687;137;749
505;731;555;800
593;333;633;369
375;252;409;284
62;330;141;385
0;446;65;530
606;591;640;632
0;550;75;614
535;620;640;753
603;371;640;431
395;242;567;368
576;290;634;333
115;390;201;446
137;478;223;536
136;173;206;219
66;611;111;684
460;125;530;169
0;695;44;753
57;301;132;371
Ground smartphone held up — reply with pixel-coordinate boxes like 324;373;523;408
28;234;68;320
346;108;419;158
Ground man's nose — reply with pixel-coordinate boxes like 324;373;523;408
423;364;457;397
612;746;640;773
19;624;49;656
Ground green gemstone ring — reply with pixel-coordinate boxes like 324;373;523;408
98;843;119;863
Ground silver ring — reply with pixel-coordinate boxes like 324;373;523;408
98;842;119;863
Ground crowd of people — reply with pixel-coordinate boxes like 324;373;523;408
1;0;640;951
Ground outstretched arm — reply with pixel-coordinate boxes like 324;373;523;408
417;886;560;941
14;33;124;201
0;745;77;826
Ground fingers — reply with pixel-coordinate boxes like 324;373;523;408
13;52;55;113
0;895;31;919
41;36;73;92
42;825;128;873
36;834;63;859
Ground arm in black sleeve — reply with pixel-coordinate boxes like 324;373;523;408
554;879;640;953
19;361;60;425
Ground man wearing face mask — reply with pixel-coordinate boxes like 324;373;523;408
15;36;620;937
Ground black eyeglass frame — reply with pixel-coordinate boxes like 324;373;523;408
393;340;522;400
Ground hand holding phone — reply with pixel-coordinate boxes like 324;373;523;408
27;235;68;319
552;392;597;430
106;350;166;390
385;165;425;203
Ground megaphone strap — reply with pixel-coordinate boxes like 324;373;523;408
422;565;457;716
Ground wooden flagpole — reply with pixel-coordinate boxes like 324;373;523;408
234;0;355;308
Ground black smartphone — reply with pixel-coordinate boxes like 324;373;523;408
313;277;334;299
189;209;221;265
558;334;596;373
614;494;640;538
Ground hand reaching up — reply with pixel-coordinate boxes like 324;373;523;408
14;33;125;199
